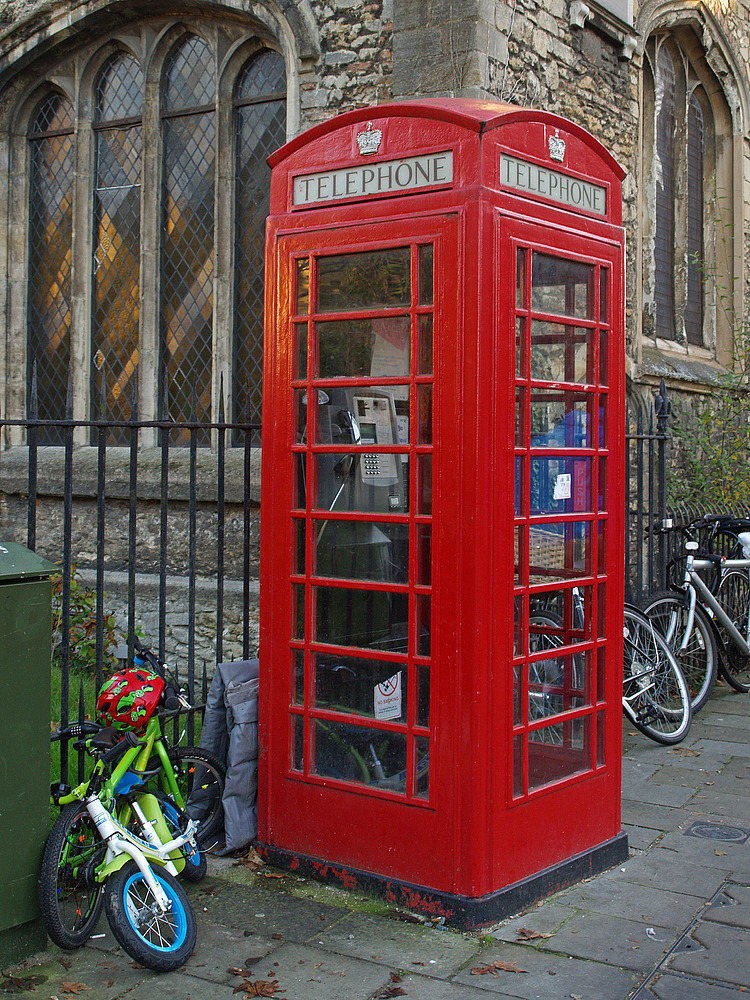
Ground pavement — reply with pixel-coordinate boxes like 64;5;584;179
5;683;750;1000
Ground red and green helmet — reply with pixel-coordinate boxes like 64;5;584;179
96;667;165;731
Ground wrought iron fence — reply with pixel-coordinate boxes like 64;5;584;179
3;374;675;780
1;374;258;783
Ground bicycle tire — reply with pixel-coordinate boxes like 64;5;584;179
162;746;226;844
39;802;105;949
103;860;196;972
622;605;692;744
641;591;718;713
715;569;750;692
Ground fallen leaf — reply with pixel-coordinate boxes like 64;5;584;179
669;747;700;757
471;961;527;976
59;959;72;970
715;849;728;856
389;973;403;982
380;989;407;998
516;926;552;941
61;984;92;996
233;980;283;998
263;873;286;879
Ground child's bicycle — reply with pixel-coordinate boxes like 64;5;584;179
43;725;199;970
42;642;226;969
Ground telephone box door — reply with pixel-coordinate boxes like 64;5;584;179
262;214;460;887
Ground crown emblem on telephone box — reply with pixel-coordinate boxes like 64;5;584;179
548;128;566;163
356;121;383;155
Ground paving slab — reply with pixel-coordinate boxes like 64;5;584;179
452;940;638;999
620;798;688;832
177;921;281;986
185;877;351;940
553;875;707;929
490;902;576;943
313;911;481;979
651;826;750;875
702;881;750;928
537;911;673;971
665;920;750;986
0;946;152;1000
606;854;728;898
231;941;392;1000
624;823;665;851
646;971;750;999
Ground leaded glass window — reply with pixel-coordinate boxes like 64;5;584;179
233;50;286;438
93;53;143;435
685;94;705;346
654;46;675;340
27;93;74;443
160;35;216;443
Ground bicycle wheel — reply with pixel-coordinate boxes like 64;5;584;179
641;591;718;713
163;746;225;844
39;802;105;948
715;569;750;692
622;605;692;744
104;860;196;972
158;795;207;882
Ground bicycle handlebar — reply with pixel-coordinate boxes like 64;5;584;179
51;721;103;742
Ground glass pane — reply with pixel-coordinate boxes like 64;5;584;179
597;709;605;766
92;123;141;435
515;388;525;446
528;717;590;790
416;594;431;656
514;527;524;584
314;520;409;584
417;666;430;727
316;317;410;379
515;456;524;516
419;314;433;374
598;458;607;513
293;517;306;574
531;253;594;320
313;719;407;790
314;453;407;514
597;648;606;703
314;653;407;721
416;524;431;586
530;392;592;448
314;585;408;653
418;384;432;444
27;95;75;441
514;595;524;657
236;49;286;100
314;387;408;444
292;583;305;639
293;650;304;704
160;110;215;441
296;259;310;314
599;331;608;385
294;453;307;509
418;454;433;515
516;247;527;308
419;245;433;304
317;248;410;311
599;268;608;325
415;737;430;798
96;53;143;121
530;321;591;384
513;734;523;797
163;35;215;112
528;653;587;721
294;323;309;380
530;457;592;515
516;317;525;377
528;587;591;645
292;714;303;770
528;522;592;582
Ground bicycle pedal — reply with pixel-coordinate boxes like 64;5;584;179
51;782;72;804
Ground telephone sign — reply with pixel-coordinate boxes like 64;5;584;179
259;99;627;928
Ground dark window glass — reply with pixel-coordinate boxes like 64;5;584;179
92;54;143;437
233;50;286;438
685;92;705;346
27;93;75;442
654;46;676;339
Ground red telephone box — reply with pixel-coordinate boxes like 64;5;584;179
258;99;627;927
